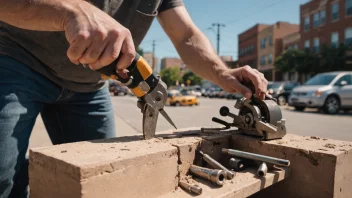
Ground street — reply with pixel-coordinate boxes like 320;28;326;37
112;96;352;141
29;95;352;149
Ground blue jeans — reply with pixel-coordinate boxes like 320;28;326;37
0;55;116;198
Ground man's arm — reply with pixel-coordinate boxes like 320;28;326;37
0;0;135;72
157;6;268;99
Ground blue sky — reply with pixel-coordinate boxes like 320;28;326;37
139;0;310;64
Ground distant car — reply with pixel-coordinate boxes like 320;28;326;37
267;81;301;106
288;71;352;114
209;87;222;98
166;90;199;106
108;80;128;96
226;93;243;100
110;85;128;96
180;88;202;97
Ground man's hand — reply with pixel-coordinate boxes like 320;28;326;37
0;0;135;73
217;66;268;100
63;1;135;72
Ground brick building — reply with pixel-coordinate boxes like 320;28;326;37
300;0;352;52
160;58;187;72
282;32;301;82
257;22;299;81
143;52;158;72
282;32;301;51
238;24;269;68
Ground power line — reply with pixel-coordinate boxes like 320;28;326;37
152;40;156;72
211;23;226;55
226;0;289;26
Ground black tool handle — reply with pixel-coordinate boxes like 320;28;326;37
97;53;140;84
212;117;231;128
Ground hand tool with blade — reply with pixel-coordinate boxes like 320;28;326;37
203;80;286;140
92;53;177;139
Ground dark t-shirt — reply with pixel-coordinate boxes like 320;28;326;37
0;0;183;92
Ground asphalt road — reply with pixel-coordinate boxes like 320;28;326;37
112;96;352;141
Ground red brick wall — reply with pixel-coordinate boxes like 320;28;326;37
300;0;352;50
238;24;269;68
160;58;184;70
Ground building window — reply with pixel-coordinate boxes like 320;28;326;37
331;32;339;48
260;55;266;66
331;2;339;21
304;16;310;31
260;38;266;49
268;54;273;64
345;28;352;47
269;35;273;46
293;44;298;49
319;9;326;25
313;38;320;53
304;40;310;51
346;0;352;16
313;12;319;27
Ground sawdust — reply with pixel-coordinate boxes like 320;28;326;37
318;149;328;151
324;144;336;149
276;140;286;145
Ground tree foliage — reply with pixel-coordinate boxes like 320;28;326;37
159;66;182;87
275;45;351;75
137;47;144;56
182;71;203;86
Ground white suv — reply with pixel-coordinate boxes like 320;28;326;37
288;71;352;114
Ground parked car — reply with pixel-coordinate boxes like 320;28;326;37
288;71;352;114
180;87;202;97
110;85;128;96
166;90;199;106
267;81;301;106
226;93;244;100
108;80;128;96
208;87;222;98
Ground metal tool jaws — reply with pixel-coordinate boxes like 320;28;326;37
138;79;176;140
142;103;158;140
233;97;286;140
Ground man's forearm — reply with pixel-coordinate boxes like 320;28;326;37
0;0;82;31
173;28;228;86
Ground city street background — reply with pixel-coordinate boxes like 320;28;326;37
29;95;352;149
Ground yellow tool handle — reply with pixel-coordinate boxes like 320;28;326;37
97;53;159;98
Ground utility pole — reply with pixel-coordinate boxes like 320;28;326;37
212;23;226;55
152;40;156;72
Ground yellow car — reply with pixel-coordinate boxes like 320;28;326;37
166;91;199;106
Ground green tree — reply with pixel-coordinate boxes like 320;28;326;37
275;49;317;75
137;47;144;56
159;66;182;87
182;71;203;86
318;44;347;72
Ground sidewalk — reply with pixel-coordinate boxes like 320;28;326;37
29;114;139;149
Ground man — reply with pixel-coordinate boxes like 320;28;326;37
0;0;268;197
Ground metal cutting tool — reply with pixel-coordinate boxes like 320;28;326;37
203;94;286;140
93;52;177;140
